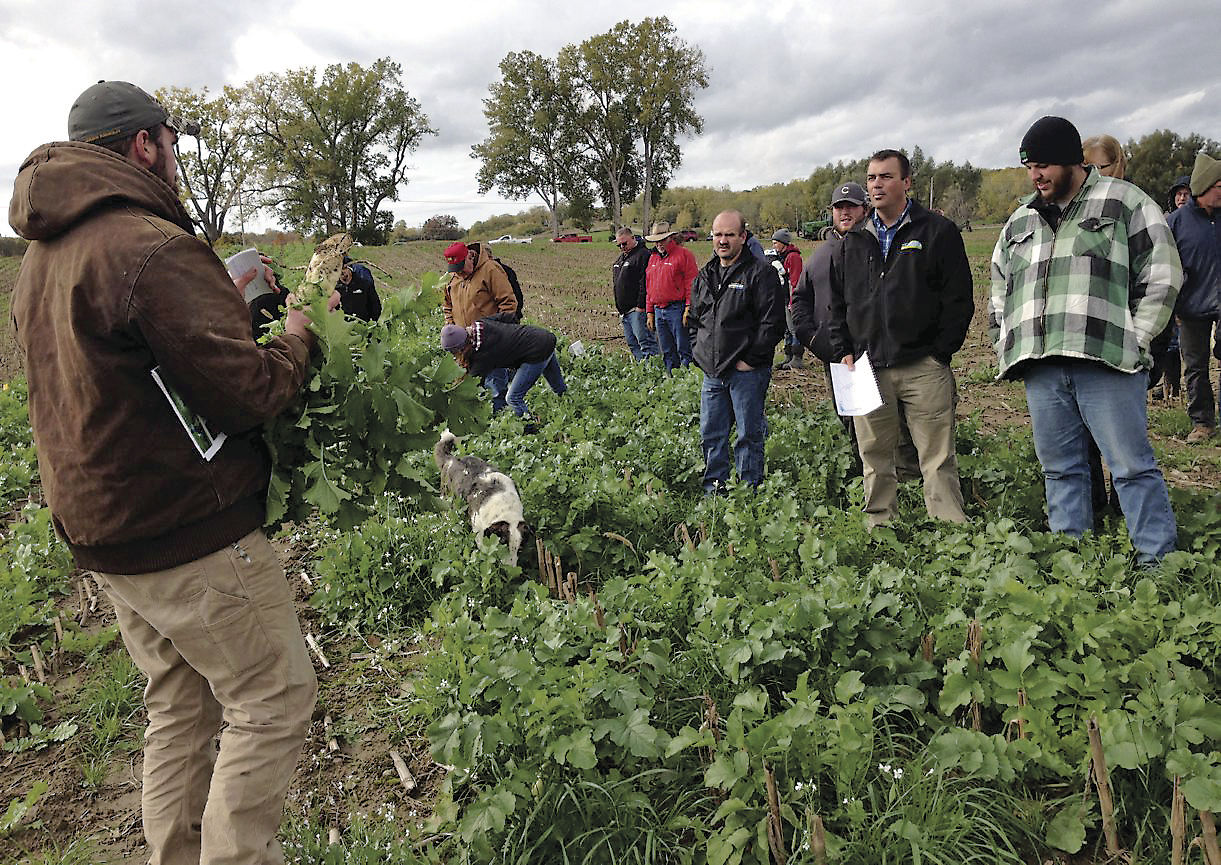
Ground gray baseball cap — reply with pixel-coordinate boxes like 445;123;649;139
831;182;867;206
771;228;793;244
68;80;199;146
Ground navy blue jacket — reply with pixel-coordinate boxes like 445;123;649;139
1168;201;1220;320
338;262;382;322
462;316;556;378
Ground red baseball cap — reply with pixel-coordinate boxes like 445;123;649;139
444;242;469;272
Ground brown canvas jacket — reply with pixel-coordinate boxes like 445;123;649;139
8;141;311;574
442;242;518;326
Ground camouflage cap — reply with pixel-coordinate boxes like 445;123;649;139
68;80;198;146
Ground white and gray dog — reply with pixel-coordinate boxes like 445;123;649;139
434;430;527;566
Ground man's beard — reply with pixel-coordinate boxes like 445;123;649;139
1036;171;1072;202
151;146;177;191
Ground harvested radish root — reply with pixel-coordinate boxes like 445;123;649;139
291;232;353;307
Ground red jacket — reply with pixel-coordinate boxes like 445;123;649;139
778;244;803;302
645;245;698;313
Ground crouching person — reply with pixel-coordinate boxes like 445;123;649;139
442;317;567;423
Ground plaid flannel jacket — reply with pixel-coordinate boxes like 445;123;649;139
989;170;1182;379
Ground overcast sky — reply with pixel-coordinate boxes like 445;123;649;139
2;0;1217;236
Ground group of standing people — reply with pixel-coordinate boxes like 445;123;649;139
612;216;793;492
609;119;1214;570
609;149;975;518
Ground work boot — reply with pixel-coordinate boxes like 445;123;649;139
775;350;792;370
789;347;805;369
1186;424;1215;443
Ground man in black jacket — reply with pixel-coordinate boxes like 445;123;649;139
791;181;920;481
612;227;658;360
829;150;974;525
688;210;787;493
337;256;382;322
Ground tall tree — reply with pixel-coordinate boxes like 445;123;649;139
1126;129;1219;205
557;34;638;228
590;129;643;228
624;17;708;230
472;51;586;238
156;85;255;245
246;58;433;241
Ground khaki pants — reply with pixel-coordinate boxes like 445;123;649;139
97;530;317;865
853;355;966;525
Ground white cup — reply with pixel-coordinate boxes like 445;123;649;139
224;247;271;303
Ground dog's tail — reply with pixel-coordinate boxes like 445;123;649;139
434;429;458;470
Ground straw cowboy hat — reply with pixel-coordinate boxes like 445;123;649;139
644;221;678;242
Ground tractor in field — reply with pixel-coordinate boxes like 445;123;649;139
797;209;835;240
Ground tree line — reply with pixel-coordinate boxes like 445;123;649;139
158;58;432;245
155;42;1213;246
472;16;708;237
468;129;1214;239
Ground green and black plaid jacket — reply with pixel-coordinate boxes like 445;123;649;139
989;170;1182;379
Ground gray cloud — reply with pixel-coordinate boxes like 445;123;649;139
3;0;1218;235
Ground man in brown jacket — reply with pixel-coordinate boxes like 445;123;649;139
8;81;331;865
442;240;518;326
442;241;519;410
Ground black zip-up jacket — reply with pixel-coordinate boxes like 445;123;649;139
828;200;974;368
612;238;651;314
460;315;557;378
790;230;843;363
688;250;787;378
338;262;382;322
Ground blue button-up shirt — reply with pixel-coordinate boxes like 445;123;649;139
872;199;912;259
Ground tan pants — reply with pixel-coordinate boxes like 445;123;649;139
853;355;967;525
97;530;317;865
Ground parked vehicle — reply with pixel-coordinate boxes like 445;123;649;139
676;229;702;242
797;211;834;240
488;234;533;244
552;231;593;243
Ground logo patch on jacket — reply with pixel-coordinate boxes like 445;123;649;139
729;282;746;291
900;240;923;252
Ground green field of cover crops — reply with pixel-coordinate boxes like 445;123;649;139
0;251;1218;864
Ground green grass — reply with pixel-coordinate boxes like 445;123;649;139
1149;405;1193;438
71;651;144;791
282;808;434;864
0;836;104;865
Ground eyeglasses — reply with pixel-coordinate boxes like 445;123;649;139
615;240;630;248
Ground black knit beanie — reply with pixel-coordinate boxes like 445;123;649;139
1019;116;1083;166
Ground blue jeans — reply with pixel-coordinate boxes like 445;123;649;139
506;352;566;417
482;367;511;413
1023;360;1176;561
700;366;771;493
654;303;692;374
622;310;659;360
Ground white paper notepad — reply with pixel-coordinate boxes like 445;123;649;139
829;352;883;416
